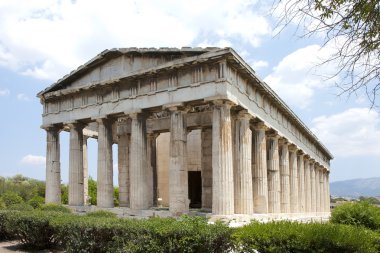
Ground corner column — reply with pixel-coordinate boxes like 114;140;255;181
68;123;85;206
118;119;130;207
129;113;150;210
234;110;253;214
212;100;234;215
279;138;290;213
252;122;268;213
45;126;61;204
325;170;330;212
289;145;299;213
267;132;281;213
97;118;114;208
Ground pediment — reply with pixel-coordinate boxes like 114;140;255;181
38;47;218;96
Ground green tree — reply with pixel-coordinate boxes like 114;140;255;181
88;177;97;205
1;192;23;207
275;0;380;107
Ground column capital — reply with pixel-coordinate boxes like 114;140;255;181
236;109;252;120
309;159;316;165
278;137;289;146
252;121;268;131
266;129;280;140
303;154;311;160
288;144;298;152
67;121;86;130
42;124;63;132
211;99;235;108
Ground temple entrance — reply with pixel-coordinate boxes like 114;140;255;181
188;171;202;208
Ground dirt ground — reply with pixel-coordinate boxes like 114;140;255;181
0;241;63;253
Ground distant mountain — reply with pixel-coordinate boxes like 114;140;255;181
330;177;380;197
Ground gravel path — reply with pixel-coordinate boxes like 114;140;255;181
0;241;63;253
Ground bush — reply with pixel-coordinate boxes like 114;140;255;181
233;221;380;253
0;197;5;209
3;211;65;249
1;192;23;207
40;203;72;213
0;211;13;240
6;203;33;211
331;201;380;230
86;210;117;218
28;196;45;209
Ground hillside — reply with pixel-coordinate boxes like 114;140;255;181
330;177;380;197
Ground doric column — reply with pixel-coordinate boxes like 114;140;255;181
252;122;268;213
319;167;324;213
147;132;158;207
326;170;330;212
315;165;321;213
68;122;85;206
212;100;234;215
168;106;189;215
297;152;305;213
118;119;130;207
201;128;212;209
304;157;311;212
233;110;253;214
129;113;150;210
96;118;114;208
289;145;299;213
310;160;316;213
83;136;89;205
45;126;61;204
279;138;290;213
267;132;280;214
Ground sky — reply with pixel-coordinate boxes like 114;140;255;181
0;0;379;184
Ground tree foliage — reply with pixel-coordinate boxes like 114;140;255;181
274;0;380;107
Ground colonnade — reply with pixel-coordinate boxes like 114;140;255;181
44;100;330;216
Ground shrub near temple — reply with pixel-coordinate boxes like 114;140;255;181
233;221;380;253
331;201;380;230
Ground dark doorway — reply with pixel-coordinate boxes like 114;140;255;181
188;171;202;208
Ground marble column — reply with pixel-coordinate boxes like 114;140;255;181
233;110;253;214
68;123;84;206
310;160;316;213
169;107;189;215
326;170;330;212
315;165;321;213
45;126;61;204
129;113;150;210
289;145;299;213
212;100;234;215
267;133;280;214
252;122;268;213
83;136;89;205
201;128;212;209
297;153;305;213
97;118;114;208
279;139;290;213
147;133;158;207
319;167;324;213
304;157;311;212
118;121;130;207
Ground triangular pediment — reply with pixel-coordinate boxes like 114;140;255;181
38;47;220;96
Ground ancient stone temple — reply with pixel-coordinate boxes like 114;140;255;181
38;47;332;219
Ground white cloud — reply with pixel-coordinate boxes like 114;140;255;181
251;60;268;70
311;108;380;157
20;154;46;166
17;93;30;101
264;44;338;108
0;89;10;96
0;0;271;81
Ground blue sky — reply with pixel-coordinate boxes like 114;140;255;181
0;0;379;183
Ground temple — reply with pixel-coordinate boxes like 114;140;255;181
38;47;332;220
